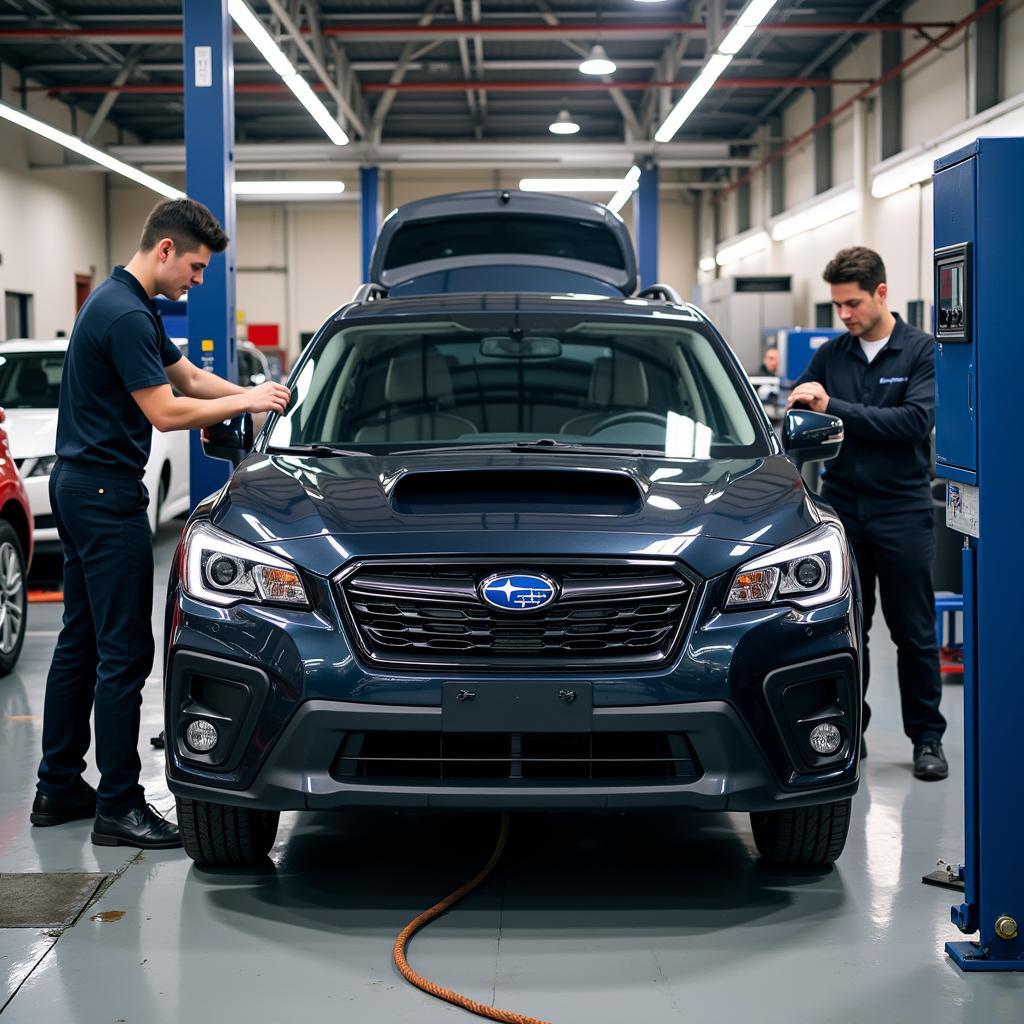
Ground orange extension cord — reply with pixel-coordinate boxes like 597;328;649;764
393;812;552;1024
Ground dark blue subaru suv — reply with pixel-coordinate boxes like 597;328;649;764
165;191;860;868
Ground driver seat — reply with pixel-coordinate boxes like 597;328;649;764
560;355;649;436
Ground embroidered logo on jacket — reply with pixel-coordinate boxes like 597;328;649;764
879;376;908;384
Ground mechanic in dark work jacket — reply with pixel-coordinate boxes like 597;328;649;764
788;246;947;781
30;199;290;847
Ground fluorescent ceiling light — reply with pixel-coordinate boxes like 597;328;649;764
699;256;717;272
871;156;933;198
549;109;580;135
520;177;636;193
229;0;348;146
579;45;616;76
606;165;641;213
655;0;780;143
234;180;345;196
0;100;183;199
770;188;859;241
716;230;769;266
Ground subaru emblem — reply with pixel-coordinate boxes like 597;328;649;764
479;572;558;612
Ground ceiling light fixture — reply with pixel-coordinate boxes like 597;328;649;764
715;230;769;266
228;0;348;146
0;99;183;198
655;0;780;143
234;180;346;197
579;45;617;77
548;109;581;135
606;165;641;213
519;176;636;193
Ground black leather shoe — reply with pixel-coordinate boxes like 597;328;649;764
91;803;182;849
913;740;949;781
30;782;97;827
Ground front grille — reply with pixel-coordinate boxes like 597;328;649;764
337;559;696;671
332;731;702;784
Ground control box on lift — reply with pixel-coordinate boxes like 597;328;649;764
932;135;1024;971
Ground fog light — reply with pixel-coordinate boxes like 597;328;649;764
185;719;219;753
809;722;842;755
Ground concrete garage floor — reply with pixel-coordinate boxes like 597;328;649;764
2;527;1022;1024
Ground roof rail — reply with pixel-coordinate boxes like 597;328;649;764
636;283;685;305
352;283;389;304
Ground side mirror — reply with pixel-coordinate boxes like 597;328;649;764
783;408;843;467
201;413;254;466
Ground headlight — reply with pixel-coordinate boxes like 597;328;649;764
28;455;57;477
726;523;849;609
183;522;309;607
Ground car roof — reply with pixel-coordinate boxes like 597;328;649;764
337;291;708;324
0;338;70;353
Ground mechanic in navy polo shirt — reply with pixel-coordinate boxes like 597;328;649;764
788;246;947;782
30;198;290;848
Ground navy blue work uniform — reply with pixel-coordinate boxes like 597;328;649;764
796;315;945;744
37;266;181;816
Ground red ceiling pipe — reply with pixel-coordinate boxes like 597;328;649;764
36;77;870;96
0;21;958;42
716;0;1007;202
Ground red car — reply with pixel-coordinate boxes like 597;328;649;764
0;407;31;675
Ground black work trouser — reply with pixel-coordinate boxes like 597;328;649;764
37;462;154;816
830;501;946;744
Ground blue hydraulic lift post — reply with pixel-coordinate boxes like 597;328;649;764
183;0;237;508
360;166;381;282
933;136;1024;971
636;160;659;289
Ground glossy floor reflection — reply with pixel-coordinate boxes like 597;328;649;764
2;525;1020;1023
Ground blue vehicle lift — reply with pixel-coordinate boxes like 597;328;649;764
635;160;659;289
932;136;1024;970
360;166;381;283
183;0;237;508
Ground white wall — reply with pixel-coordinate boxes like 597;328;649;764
0;65;123;339
705;0;1024;330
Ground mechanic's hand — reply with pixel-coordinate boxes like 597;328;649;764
245;381;291;415
786;381;830;412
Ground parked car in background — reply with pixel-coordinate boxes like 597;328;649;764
238;340;271;388
0;339;189;546
0;407;31;675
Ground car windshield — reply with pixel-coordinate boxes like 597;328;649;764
0;351;64;409
267;314;769;459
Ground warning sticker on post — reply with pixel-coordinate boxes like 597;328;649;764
946;482;979;538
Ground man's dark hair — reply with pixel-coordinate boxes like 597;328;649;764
139;197;229;254
822;246;886;294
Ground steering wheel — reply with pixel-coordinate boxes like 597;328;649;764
590;410;668;433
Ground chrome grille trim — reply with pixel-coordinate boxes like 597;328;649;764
335;558;699;672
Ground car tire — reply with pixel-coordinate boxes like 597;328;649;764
749;797;851;868
176;795;280;866
0;521;27;678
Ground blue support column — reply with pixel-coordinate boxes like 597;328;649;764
636;160;659;289
183;0;236;508
360;166;381;282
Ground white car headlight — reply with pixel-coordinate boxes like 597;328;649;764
183;522;308;607
726;523;850;609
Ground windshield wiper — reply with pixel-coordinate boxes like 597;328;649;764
392;440;662;457
266;443;371;457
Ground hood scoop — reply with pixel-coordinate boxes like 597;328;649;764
390;468;643;516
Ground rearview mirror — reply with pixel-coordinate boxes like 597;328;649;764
201;413;254;466
480;336;562;359
783;409;843;467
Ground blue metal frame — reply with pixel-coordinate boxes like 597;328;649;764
933;136;1024;970
636;161;659;289
360;166;380;283
183;0;236;508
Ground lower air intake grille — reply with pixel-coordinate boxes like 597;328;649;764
332;731;702;784
337;559;695;671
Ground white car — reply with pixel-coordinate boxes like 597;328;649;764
0;339;190;547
